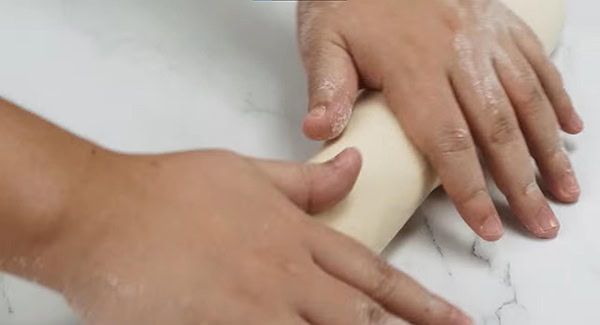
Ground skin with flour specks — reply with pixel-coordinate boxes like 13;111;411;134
307;0;575;252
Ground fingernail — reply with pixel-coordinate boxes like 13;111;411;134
480;215;503;239
563;174;580;197
308;105;327;119
536;206;560;235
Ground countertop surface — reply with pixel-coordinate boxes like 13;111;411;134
0;1;598;324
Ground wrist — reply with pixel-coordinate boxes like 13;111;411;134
32;150;159;292
0;141;120;289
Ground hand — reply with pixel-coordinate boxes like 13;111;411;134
25;148;470;325
298;0;584;240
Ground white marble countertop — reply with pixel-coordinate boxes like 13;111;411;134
0;1;598;324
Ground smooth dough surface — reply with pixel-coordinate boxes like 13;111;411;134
310;0;566;253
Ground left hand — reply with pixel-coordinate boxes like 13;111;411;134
297;0;583;241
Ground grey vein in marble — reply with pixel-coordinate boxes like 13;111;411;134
423;216;453;276
494;265;527;325
472;238;492;268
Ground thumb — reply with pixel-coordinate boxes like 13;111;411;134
301;37;359;140
252;148;362;214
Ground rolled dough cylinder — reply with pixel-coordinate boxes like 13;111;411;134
310;0;566;253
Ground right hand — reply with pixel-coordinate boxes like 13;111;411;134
298;0;583;241
30;148;470;325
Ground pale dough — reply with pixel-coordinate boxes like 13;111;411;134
310;0;566;253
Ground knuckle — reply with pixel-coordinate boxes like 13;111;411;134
538;138;563;160
489;114;520;145
482;92;510;115
358;300;389;325
517;86;547;116
432;127;474;156
436;300;464;325
523;181;540;197
456;188;488;207
371;259;399;302
498;177;538;201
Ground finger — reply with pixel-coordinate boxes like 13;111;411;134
299;267;410;325
509;26;583;134
299;31;359;140
251;148;362;214
384;76;502;241
494;41;580;203
305;224;471;325
451;61;560;239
